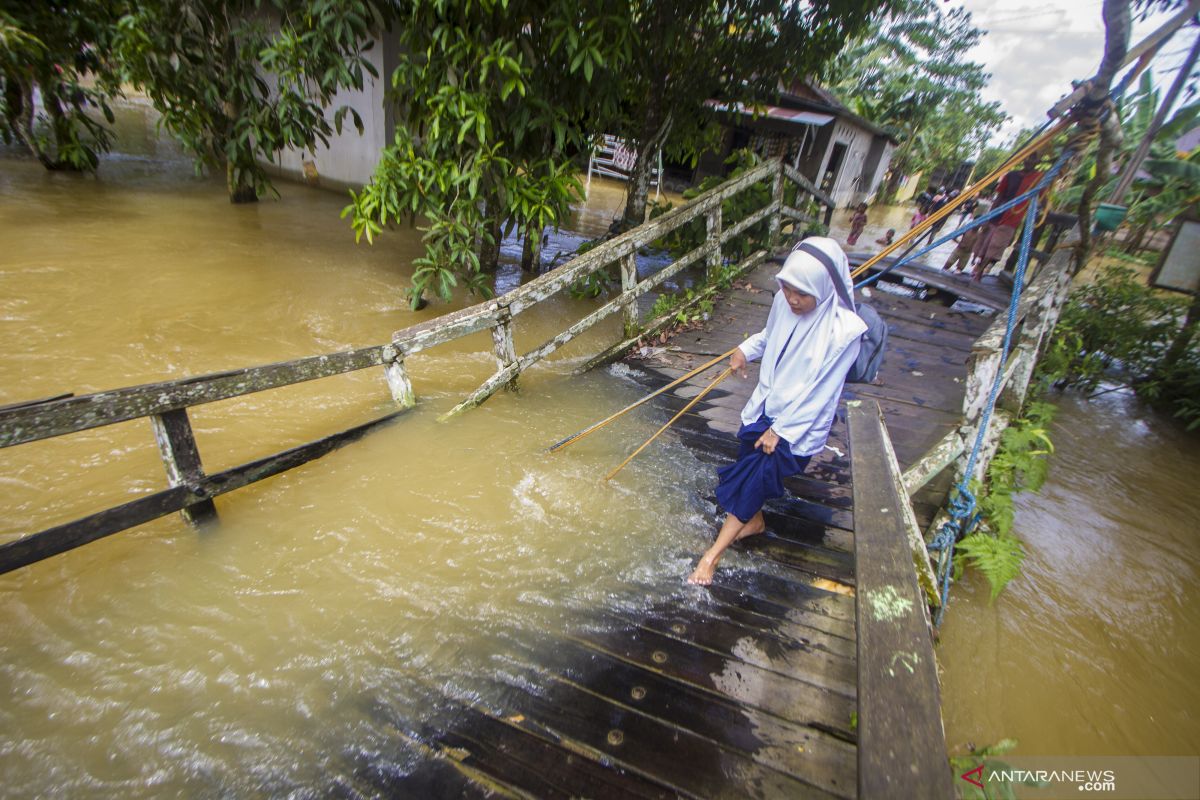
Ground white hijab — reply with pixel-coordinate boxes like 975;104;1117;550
737;237;867;455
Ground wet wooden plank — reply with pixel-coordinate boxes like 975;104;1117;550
422;700;676;800
631;601;855;662
611;609;857;699
479;672;837;799
848;400;953;799
713;569;855;623
573;621;857;737
533;640;858;798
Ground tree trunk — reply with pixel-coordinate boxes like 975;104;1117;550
520;224;543;273
1160;290;1200;374
620;90;672;233
478;196;504;273
6;76;54;169
227;161;258;204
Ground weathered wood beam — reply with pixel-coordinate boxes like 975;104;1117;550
768;167;784;248
438;362;521;421
577;251;769;374
0;410;405;576
705;205;723;279
782;163;835;208
619;251;639;338
901;429;965;496
490;310;519;392
383;357;416;409
872;410;941;606
848;399;954;800
0;346;389;449
391;303;501;354
149;408;217;525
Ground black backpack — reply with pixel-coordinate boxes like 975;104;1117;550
791;242;888;384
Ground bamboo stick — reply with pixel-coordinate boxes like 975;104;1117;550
547;347;739;453
604;367;734;481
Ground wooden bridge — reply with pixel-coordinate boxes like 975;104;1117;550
0;159;1076;797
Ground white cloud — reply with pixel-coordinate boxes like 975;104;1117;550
951;0;1184;142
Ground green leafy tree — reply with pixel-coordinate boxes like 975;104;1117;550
826;0;1007;201
0;2;123;171
116;0;391;202
613;0;885;231
1057;69;1199;248
345;0;632;308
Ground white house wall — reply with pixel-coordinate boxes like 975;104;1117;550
266;37;393;190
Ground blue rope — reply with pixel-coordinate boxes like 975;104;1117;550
923;150;1072;626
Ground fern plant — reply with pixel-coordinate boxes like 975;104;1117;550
955;532;1026;602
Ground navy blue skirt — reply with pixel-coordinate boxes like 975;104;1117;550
715;414;812;523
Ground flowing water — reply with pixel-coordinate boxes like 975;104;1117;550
0;100;720;797
936;389;1200;758
5;99;1197;796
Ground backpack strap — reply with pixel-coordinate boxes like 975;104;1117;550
793;242;856;312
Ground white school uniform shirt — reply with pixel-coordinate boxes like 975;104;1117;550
736;238;866;456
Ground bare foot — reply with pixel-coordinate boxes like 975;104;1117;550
687;555;717;585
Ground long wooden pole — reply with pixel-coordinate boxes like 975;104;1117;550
604;367;734;481
548;347;738;453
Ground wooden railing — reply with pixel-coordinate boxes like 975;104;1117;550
883;230;1078;606
0;158;831;575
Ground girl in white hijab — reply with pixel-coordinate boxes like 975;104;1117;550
689;237;866;585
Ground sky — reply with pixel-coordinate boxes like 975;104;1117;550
951;0;1197;143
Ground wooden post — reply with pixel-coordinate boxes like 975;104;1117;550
705;205;722;280
620;251;640;339
492;308;519;392
848;400;954;799
149;408;217;525
382;345;416;409
768;162;785;248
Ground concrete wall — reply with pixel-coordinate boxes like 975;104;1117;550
266;36;396;192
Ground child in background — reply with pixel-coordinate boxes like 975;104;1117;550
943;210;981;272
875;229;895;246
846;202;868;246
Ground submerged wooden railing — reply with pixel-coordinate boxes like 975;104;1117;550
0;158;831;575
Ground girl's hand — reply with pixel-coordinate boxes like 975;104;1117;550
730;348;748;379
754;428;780;454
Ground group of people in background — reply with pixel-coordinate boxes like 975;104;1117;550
839;156;1045;282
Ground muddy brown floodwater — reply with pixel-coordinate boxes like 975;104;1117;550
0;99;718;797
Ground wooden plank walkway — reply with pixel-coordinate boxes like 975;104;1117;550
374;255;989;797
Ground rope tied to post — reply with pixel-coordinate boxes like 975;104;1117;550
926;148;1073;626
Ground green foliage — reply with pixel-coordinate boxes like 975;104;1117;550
568;268;616;300
950;739;1044;800
655;149;778;261
346;0;630;307
1058;70;1200;251
1041;264;1187;395
954;401;1056;601
956;529;1025;603
825;0;1007;200
116;0;386;201
0;3;122;171
611;0;884;228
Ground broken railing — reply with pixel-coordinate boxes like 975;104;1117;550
0;158;831;575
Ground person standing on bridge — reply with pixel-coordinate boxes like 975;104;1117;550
688;237;866;585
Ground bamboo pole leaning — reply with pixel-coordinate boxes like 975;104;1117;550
547;346;739;453
604;367;735;482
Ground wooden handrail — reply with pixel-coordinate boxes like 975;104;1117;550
0;158;829;573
